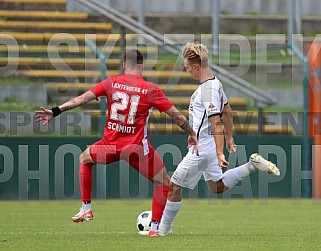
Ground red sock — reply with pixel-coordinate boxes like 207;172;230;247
151;185;169;222
79;163;93;202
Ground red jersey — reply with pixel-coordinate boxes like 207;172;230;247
90;74;173;150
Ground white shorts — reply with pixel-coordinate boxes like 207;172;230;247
171;149;224;189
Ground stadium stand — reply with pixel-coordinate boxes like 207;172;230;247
0;0;292;135
0;10;88;19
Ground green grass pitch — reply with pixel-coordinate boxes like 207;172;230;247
1;199;321;250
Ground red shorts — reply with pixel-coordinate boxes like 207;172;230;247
89;140;164;180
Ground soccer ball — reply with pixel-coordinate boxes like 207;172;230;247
136;210;152;232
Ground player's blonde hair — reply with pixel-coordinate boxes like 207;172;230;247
181;42;209;67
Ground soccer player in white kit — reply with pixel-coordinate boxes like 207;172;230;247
158;42;280;236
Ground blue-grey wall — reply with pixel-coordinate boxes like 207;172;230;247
67;0;321;15
0;136;312;200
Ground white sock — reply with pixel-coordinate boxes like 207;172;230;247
150;221;159;231
82;202;91;212
222;163;255;189
161;200;182;225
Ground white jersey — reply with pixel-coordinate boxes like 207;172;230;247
189;77;228;154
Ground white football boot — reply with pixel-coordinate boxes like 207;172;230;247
249;153;280;176
72;208;94;223
158;222;173;236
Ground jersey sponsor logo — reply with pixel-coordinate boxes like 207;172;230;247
208;103;217;112
208;103;215;109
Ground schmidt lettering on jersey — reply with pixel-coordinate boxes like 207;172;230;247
107;121;136;134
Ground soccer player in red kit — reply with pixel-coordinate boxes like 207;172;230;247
35;49;198;237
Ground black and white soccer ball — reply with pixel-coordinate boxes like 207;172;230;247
136;210;152;232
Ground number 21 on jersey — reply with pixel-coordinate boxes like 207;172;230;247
110;91;140;124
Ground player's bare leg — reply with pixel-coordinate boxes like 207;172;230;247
207;179;227;194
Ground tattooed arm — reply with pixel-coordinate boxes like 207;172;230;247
35;91;97;126
59;91;96;112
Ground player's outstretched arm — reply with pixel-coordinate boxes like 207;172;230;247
35;91;96;126
164;106;198;154
58;91;96;112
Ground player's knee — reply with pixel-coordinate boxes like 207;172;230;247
79;150;93;164
79;152;84;164
152;168;170;186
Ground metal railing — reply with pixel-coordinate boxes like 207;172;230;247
84;39;107;136
73;0;278;109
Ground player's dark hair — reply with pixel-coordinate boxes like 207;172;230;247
123;49;144;65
